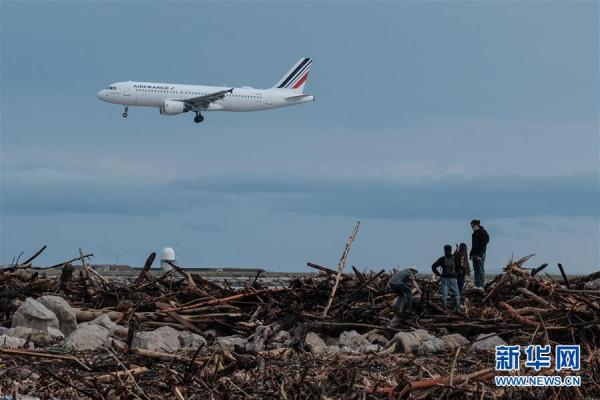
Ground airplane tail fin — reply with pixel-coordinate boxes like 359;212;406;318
273;57;312;92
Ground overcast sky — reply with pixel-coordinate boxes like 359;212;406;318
1;1;598;273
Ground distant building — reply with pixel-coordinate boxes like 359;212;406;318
90;264;133;272
161;247;176;272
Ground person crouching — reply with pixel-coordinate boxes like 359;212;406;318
388;267;419;315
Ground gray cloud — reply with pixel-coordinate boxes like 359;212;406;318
0;180;221;217
171;173;599;220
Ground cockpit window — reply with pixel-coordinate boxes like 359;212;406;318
106;86;117;90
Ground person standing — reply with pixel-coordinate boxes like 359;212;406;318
470;219;490;289
431;245;461;312
388;268;420;314
454;243;471;304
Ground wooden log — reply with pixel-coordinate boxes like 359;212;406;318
482;270;511;303
186;312;244;319
567;271;600;285
308;321;399;332
517;287;553;308
322;221;360;317
530;263;548;277
41;253;93;270
131;348;206;365
95;367;149;383
557;263;571;289
0;348;91;371
166;260;215;299
134;252;156;286
169;288;289;312
21;245;47;266
306;262;351;278
376;367;495;394
500;301;539;327
79;248;97;289
156;302;203;334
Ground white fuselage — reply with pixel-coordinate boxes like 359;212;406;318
97;81;314;113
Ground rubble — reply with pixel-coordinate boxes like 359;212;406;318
131;326;182;353
0;246;598;399
36;295;77;335
11;298;59;333
391;329;446;354
65;323;112;351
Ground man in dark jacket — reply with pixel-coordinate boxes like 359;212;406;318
388;268;420;314
432;245;461;312
469;219;490;289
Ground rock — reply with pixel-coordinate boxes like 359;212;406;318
442;333;469;349
272;330;291;344
65;323;110;351
304;332;327;353
0;327;9;335
203;329;217;340
470;333;507;352
325;345;341;354
6;326;58;347
37;295;77;336
179;331;207;348
216;335;248;350
584;278;600;290
367;333;388;346
0;334;27;349
391;329;445;354
47;327;65;338
246;326;269;352
131;326;181;353
89;314;118;330
11;298;59;333
339;330;370;349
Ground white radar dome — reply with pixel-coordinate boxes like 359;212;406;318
161;247;176;261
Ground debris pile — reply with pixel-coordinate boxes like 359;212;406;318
0;245;599;399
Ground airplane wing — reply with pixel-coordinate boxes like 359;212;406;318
182;88;234;107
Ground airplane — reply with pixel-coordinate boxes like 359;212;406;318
97;58;314;123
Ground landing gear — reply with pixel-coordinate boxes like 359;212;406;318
122;106;128;118
193;112;204;123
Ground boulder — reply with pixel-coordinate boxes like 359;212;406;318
216;335;248;351
0;334;27;349
304;332;327;353
37;295;77;336
6;326;58;347
442;333;469;349
11;298;59;333
272;330;291;344
339;330;370;349
470;333;507;352
65;323;111;351
391;329;445;354
367;333;388;346
131;326;182;353
584;278;600;290
88;314;117;330
179;331;207;349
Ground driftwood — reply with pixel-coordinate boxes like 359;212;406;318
322;221;360;317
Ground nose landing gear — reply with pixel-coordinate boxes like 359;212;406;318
194;112;204;123
122;106;128;118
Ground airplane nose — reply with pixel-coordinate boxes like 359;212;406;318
97;90;107;100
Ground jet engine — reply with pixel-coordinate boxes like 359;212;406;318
160;100;190;115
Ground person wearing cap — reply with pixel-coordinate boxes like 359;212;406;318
431;245;461;312
470;219;490;289
388;267;420;314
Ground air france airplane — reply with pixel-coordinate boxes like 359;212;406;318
97;58;314;123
